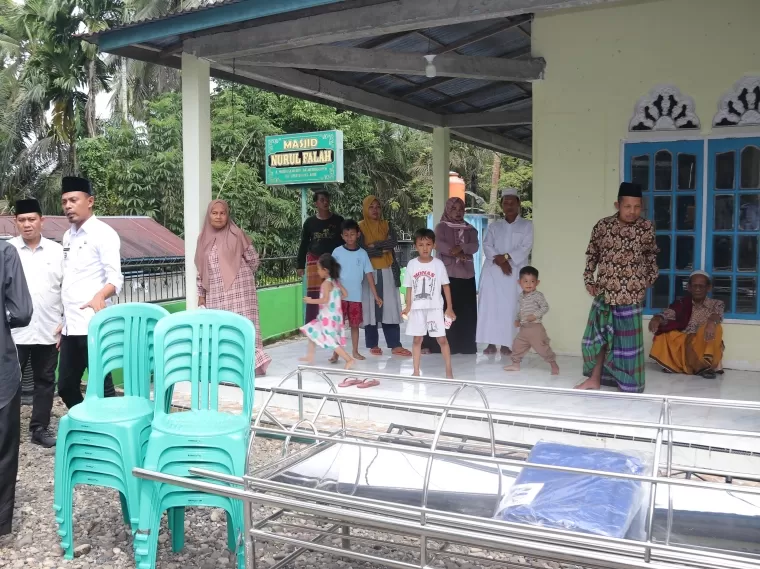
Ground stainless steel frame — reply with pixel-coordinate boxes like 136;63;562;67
133;366;760;569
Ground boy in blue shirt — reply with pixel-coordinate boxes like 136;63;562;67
333;220;382;363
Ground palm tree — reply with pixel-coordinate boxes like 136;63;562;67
0;1;57;203
0;0;119;211
4;0;115;173
108;0;202;121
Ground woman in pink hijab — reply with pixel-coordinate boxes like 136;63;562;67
195;200;271;375
422;197;480;355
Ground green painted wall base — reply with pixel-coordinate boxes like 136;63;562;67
159;283;304;341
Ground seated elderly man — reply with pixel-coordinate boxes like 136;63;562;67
648;270;724;379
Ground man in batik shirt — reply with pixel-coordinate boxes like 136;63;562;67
576;182;659;393
649;270;724;379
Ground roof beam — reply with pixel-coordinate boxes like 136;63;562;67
361;15;530;87
232;46;545;82
214;63;531;157
224;64;445;128
399;45;532;100
105;45;532;158
184;0;622;59
450;128;531;159
443;109;532;128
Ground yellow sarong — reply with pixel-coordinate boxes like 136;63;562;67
650;324;723;375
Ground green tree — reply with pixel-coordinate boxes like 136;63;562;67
1;0;118;192
107;1;203;122
79;93;184;231
502;156;533;218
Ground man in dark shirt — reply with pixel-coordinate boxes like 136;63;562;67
0;240;33;537
576;182;658;394
296;190;344;323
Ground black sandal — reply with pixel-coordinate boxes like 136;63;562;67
698;369;717;379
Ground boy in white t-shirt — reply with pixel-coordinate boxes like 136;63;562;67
402;228;456;378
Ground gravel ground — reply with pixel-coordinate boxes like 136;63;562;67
0;400;583;569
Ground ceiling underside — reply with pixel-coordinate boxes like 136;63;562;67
88;1;622;159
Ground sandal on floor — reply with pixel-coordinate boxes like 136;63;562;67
357;379;380;389
339;377;363;388
370;347;383;356
328;354;339;364
391;347;412;357
698;370;717;379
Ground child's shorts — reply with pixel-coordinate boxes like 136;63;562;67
406;308;445;337
342;300;363;328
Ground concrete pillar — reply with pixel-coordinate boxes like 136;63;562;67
432;127;450;223
181;53;212;310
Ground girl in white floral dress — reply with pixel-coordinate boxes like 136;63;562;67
300;254;354;370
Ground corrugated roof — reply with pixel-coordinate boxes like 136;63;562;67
0;216;184;260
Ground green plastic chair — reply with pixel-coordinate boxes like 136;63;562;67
53;303;169;559
134;309;255;569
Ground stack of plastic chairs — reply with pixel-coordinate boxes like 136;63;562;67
53;303;170;559
133;309;255;569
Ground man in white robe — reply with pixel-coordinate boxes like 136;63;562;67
476;189;534;355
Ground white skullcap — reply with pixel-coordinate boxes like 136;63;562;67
690;270;711;279
500;188;519;199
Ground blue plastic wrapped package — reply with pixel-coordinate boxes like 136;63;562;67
496;442;649;539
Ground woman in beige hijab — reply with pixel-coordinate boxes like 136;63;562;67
195;200;271;375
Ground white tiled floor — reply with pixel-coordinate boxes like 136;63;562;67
257;329;757;421
172;327;760;462
259;332;760;402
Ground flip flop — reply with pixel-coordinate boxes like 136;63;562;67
370;347;383;356
339;377;363;388
328;354;339;364
356;379;380;389
391;347;412;357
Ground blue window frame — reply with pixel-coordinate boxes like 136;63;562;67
706;137;760;319
623;141;704;312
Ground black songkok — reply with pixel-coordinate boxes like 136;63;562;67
618;182;642;199
14;199;41;216
62;176;92;195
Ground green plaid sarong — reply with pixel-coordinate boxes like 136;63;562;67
581;297;645;393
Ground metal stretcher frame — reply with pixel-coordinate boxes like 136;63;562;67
133;365;760;569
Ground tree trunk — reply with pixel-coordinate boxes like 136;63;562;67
70;138;78;176
121;57;129;121
85;59;98;137
489;152;501;213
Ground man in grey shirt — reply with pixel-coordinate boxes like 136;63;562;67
0;240;33;537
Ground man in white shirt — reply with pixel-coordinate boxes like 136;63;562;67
10;199;63;448
58;177;124;409
475;188;534;356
